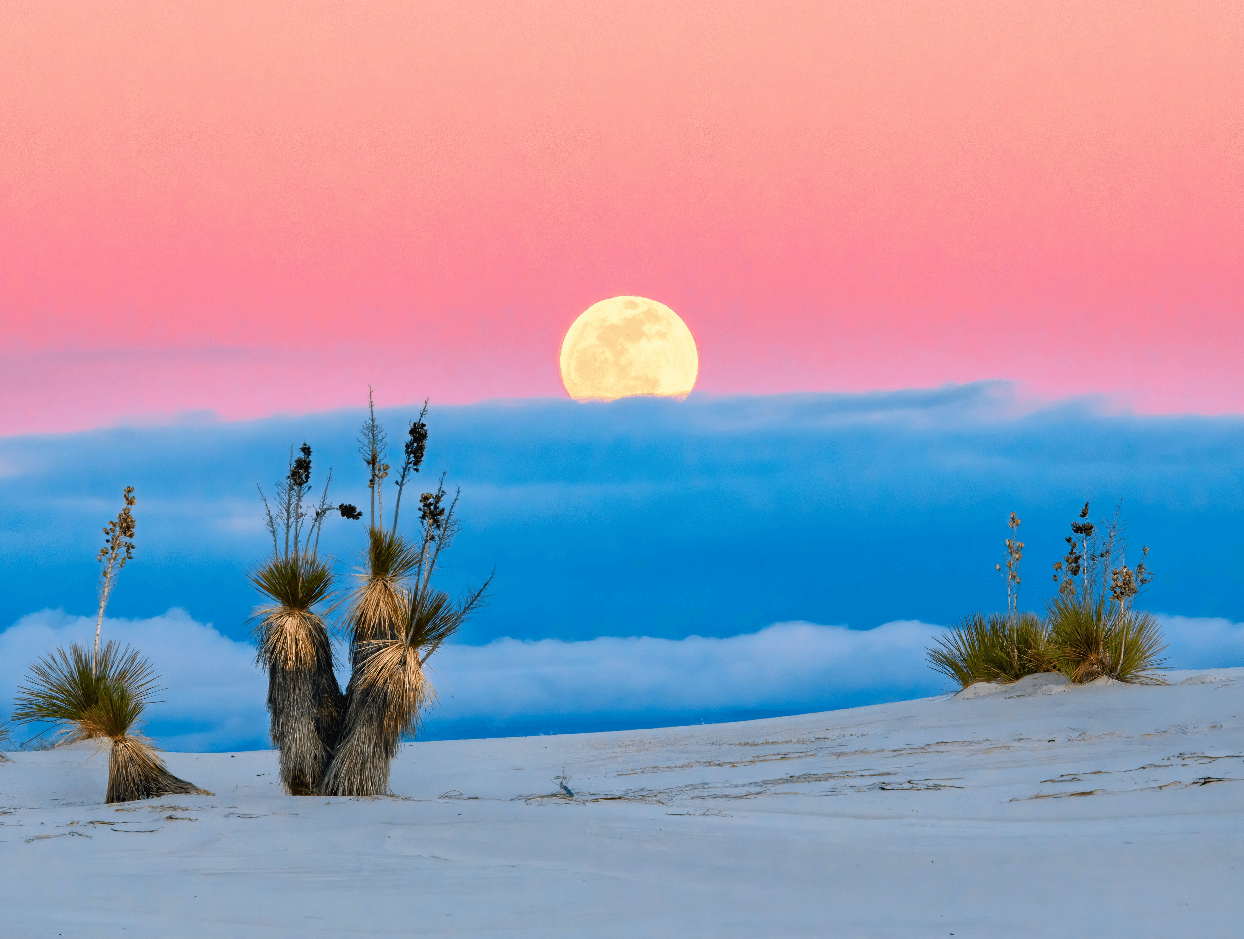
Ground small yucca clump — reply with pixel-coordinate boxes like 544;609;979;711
0;722;10;761
1046;596;1167;684
927;612;1055;688
12;642;210;803
1047;502;1166;684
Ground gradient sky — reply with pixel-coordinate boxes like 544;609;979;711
3;2;1242;435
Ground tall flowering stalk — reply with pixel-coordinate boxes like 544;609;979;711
995;511;1024;622
94;487;137;674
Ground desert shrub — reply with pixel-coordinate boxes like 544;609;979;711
1047;596;1167;684
12;642;210;802
927;612;1056;688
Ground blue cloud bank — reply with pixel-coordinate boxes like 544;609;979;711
2;384;1243;748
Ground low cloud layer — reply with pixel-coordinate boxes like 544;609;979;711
426;620;943;737
2;608;1243;752
1155;614;1244;670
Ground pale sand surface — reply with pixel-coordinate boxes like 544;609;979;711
2;668;1241;938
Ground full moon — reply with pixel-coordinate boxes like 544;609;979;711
559;296;699;402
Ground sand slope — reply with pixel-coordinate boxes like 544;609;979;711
2;669;1242;938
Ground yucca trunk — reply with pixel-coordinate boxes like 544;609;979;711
266;643;344;795
318;674;400;796
106;735;212;804
318;622;410;797
258;610;345;795
321;640;426;796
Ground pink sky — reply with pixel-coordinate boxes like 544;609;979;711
3;1;1242;434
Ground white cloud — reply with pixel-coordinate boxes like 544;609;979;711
1156;614;1244;669
2;610;948;750
424;620;945;728
4;609;1241;752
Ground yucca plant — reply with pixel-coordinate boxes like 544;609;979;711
316;527;417;796
252;443;357;795
927;612;1056;688
0;721;10;761
1047;596;1167;684
12;642;209;803
9;492;138;751
252;554;344;794
319;393;490;797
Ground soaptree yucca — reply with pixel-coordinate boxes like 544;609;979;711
928;502;1168;690
12;642;210;802
319;393;490;796
252;444;358;794
252;554;343;794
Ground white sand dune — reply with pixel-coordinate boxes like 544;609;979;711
2;669;1242;938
